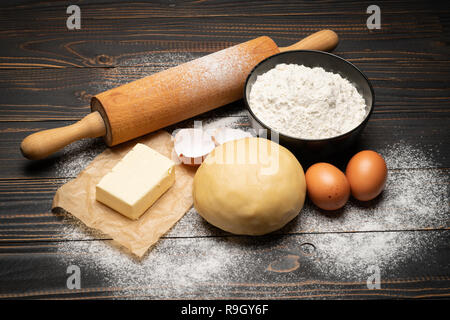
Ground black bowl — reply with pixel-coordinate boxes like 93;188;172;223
243;50;374;160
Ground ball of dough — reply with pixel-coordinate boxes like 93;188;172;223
193;137;306;235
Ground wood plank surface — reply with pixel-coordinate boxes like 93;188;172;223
1;62;449;121
1;160;448;241
0;0;448;300
0;230;449;299
1;115;448;180
0;181;448;242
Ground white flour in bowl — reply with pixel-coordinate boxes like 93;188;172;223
248;64;367;139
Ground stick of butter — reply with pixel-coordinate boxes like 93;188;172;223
96;143;175;220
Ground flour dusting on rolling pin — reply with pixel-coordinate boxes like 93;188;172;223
249;63;367;140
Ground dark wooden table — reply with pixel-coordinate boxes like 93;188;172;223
0;0;449;300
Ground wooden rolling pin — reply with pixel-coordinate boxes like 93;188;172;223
21;30;338;160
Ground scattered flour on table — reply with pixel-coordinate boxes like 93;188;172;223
56;138;448;295
294;141;449;280
201;116;251;134
121;52;196;68
54;138;105;178
310;230;443;281
297;141;448;233
249;63;368;139
58;216;243;298
382;141;440;169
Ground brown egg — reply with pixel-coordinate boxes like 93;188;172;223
305;163;350;211
346;150;388;201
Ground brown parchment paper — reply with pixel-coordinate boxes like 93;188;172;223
52;130;196;258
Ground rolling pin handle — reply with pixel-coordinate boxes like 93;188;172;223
279;30;339;52
20;111;106;160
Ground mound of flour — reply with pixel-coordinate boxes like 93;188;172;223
249;64;367;139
